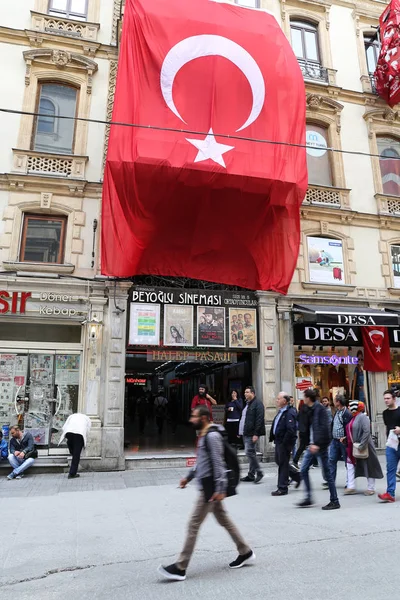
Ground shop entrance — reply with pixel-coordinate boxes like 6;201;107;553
0;350;80;454
124;351;252;454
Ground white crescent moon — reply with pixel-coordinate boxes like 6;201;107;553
160;34;265;132
369;330;384;339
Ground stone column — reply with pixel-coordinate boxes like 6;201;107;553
101;282;131;470
254;291;279;459
368;371;388;449
277;299;295;396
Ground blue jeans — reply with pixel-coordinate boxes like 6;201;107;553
8;454;35;476
329;439;348;482
386;446;400;497
301;447;338;503
243;436;262;477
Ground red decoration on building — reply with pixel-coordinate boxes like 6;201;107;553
375;0;400;106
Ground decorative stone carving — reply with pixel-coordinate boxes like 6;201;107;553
306;94;323;109
112;0;122;46
103;60;118;169
52;49;71;67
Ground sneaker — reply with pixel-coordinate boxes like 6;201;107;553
229;550;255;569
157;564;186;581
344;488;356;495
291;463;300;472
6;473;15;480
68;474;80;479
241;475;255;482
322;482;329;490
15;475;24;480
254;472;264;484
378;492;395;503
322;501;341;510
363;490;375;496
296;498;314;508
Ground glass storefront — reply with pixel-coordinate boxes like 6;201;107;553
294;346;368;407
0;351;81;451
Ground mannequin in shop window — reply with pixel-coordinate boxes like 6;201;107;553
351;350;365;402
328;363;349;403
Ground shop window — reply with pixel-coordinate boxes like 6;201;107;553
33;83;78;155
307;235;345;285
20;214;67;264
48;0;88;21
377;136;400;196
306;124;333;186
391;245;400;288
364;35;380;75
234;0;260;7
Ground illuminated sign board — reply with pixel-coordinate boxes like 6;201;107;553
299;354;358;366
126;377;147;385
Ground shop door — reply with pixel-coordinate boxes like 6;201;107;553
0;351;80;454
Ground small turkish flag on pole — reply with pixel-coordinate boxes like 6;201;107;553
361;326;392;372
101;0;307;291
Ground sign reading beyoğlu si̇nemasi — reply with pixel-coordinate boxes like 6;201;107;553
294;324;400;347
131;287;257;307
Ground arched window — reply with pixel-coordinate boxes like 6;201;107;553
33;83;78;155
364;34;381;75
306;124;332;186
307;235;345;285
377;136;400;196
290;20;320;64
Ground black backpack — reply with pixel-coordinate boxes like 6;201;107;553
204;426;240;497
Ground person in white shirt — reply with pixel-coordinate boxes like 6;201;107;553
59;413;91;479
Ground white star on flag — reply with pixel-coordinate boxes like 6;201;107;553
376;345;381;353
186;128;234;168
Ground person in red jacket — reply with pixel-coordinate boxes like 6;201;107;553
191;385;217;420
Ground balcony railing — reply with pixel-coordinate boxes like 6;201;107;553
297;59;329;84
12;149;88;179
303;185;351;210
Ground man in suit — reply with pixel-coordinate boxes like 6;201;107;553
270;392;300;496
239;386;265;484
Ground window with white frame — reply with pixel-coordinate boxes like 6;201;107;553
306;124;333;186
48;0;88;21
364;34;381;75
377;136;400;196
33;83;78;155
391;245;400;288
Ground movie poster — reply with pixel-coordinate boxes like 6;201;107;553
129;303;160;345
307;236;345;285
229;308;257;349
164;305;193;346
197;307;226;347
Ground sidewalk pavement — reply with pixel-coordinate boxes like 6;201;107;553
1;460;399;600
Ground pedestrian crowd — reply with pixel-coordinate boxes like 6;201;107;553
158;384;400;582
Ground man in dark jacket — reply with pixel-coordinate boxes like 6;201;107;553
239;386;265;484
293;400;311;467
297;389;340;510
270;392;301;495
7;425;36;480
329;394;352;485
158;406;254;581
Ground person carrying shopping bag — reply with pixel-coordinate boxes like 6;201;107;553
345;401;383;496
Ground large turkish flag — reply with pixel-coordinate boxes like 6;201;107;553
375;0;400;106
101;0;307;292
362;326;392;372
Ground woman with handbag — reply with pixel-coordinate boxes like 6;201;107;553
345;401;383;496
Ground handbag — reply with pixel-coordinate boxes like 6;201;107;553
349;428;369;459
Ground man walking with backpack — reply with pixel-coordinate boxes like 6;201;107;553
158;406;255;581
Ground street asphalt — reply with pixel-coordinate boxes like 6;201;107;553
0;460;398;599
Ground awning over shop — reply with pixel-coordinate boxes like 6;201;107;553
293;304;399;327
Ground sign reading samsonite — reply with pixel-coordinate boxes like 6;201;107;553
295;324;400;347
131;286;257;307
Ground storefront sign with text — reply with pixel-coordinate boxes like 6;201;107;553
147;350;237;363
295;324;400;347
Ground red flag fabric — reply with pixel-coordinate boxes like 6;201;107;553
361;326;392;372
101;0;307;292
375;0;400;106
379;157;400;195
